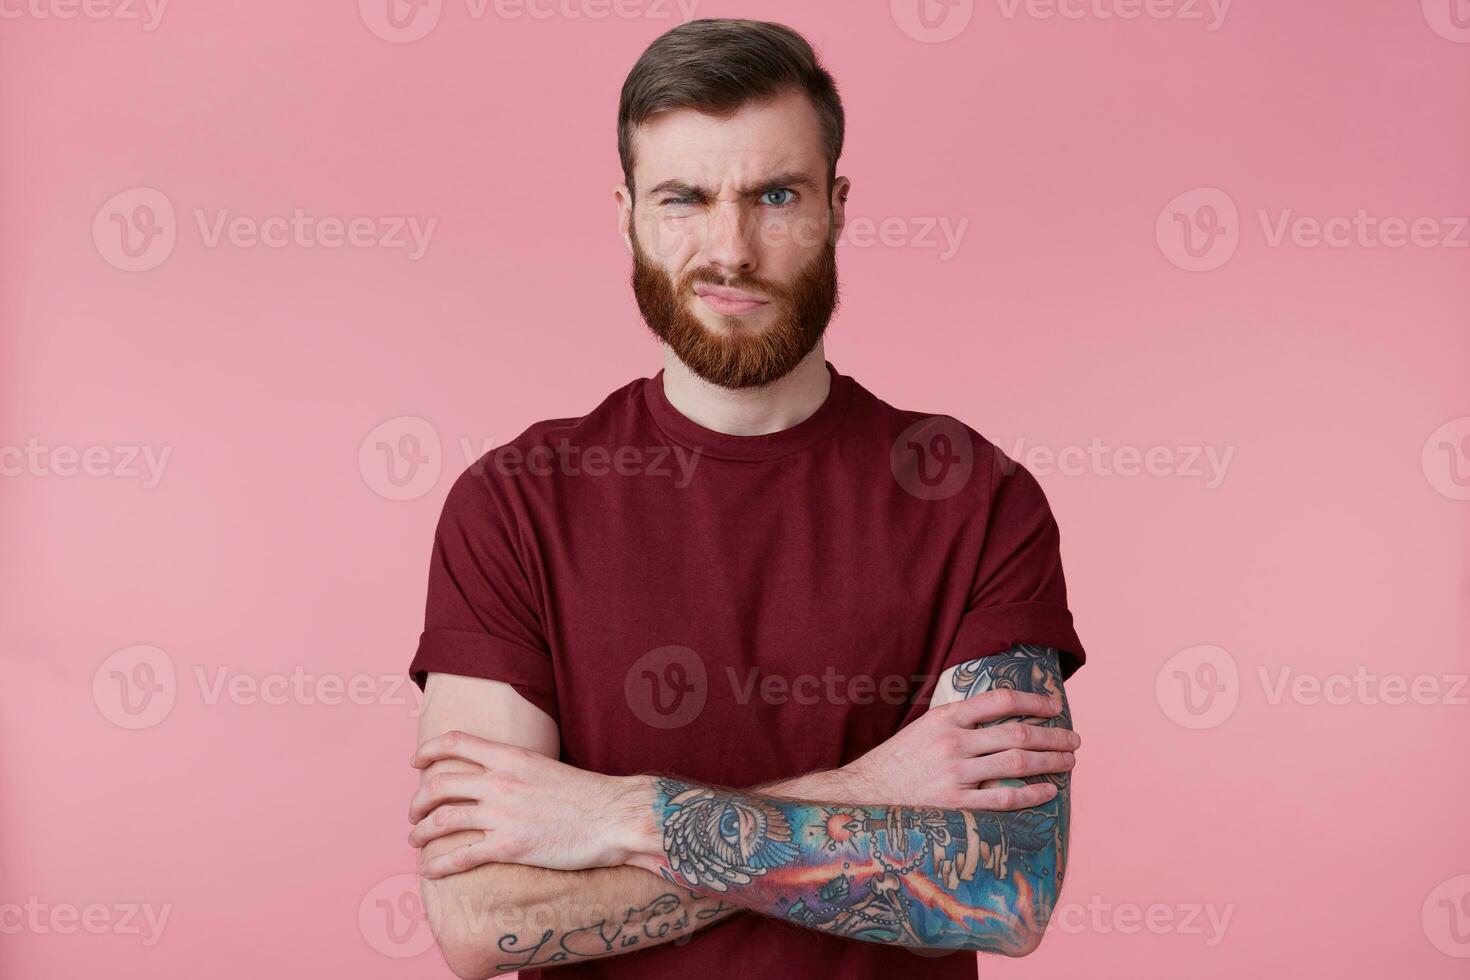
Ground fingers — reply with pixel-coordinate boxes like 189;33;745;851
418;838;504;880
407;803;490;848
960;748;1075;784
956;781;1058;811
408;771;489;823
411;730;523;771
946;689;1063;728
963;720;1081;755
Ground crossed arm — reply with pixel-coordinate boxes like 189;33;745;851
410;645;1077;978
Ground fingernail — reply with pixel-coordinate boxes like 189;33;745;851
1063;752;1075;764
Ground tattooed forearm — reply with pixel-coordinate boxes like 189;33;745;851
950;643;1072;896
648;645;1072;954
489;888;737;973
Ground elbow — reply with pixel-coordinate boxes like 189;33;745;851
947;904;1052;958
437;935;501;980
1007;868;1064;957
422;877;512;980
937;862;1064;957
434;918;510;980
1005;920;1047;958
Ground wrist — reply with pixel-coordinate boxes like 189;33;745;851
606;774;663;872
835;756;877;802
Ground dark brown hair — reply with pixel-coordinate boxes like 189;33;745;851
617;19;845;197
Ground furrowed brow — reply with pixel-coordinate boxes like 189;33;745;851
645;171;821;202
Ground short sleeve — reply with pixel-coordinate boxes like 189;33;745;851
944;448;1086;681
407;462;558;722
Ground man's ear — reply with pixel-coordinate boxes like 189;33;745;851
830;175;851;244
614;184;634;254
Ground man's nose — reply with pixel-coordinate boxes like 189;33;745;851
703;202;758;277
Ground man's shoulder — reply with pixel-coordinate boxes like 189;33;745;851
845;372;1017;493
436;375;654;511
497;376;650;455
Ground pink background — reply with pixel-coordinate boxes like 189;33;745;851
2;1;1467;977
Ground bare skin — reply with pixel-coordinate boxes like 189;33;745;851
410;663;1078;975
614;89;848;434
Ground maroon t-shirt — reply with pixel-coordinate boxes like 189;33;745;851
409;361;1085;979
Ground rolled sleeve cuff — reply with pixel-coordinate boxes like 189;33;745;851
944;600;1087;681
409;628;559;723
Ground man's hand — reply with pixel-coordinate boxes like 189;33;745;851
837;686;1080;809
409;686;1079;881
409;731;649;878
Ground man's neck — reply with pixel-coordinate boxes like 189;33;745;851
659;345;831;436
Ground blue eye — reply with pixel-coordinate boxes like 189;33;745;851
719;808;741;842
761;189;795;207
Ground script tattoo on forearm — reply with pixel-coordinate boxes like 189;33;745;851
651;644;1071;953
490;888;737;973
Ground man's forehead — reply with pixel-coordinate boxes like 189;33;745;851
630;92;826;189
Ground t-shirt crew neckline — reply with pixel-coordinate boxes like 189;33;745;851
642;361;854;462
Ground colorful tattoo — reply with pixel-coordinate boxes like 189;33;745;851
651;644;1072;954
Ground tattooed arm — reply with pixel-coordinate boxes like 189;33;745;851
411;646;1076;972
627;645;1074;955
412;674;714;979
413;673;746;979
412;673;1061;977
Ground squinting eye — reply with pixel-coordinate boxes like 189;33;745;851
760;189;795;207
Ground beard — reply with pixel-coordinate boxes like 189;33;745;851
630;222;839;390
